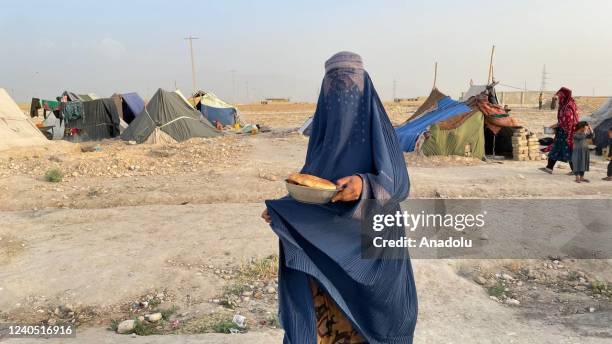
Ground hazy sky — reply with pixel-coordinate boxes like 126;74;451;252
1;0;611;103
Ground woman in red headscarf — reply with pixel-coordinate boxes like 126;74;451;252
541;87;579;173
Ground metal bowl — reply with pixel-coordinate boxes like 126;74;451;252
285;180;340;204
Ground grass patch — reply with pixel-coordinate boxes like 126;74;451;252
108;319;120;332
160;305;178;320
44;168;63;182
212;319;243;333
487;282;506;298
133;319;161;336
238;255;279;281
180;312;245;334
224;283;247;296
591;281;611;296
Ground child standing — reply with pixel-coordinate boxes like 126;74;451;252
604;127;612;181
571;121;592;183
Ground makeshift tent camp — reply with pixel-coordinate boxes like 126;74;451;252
64;98;121;141
111;92;145;124
191;91;239;126
0;88;48;150
121;88;221;143
396;89;520;159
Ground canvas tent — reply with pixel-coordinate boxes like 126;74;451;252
64;98;121;141
190;91;239;126
42;112;65;140
461;83;499;104
111;92;145;124
395;90;471;153
396;88;520;159
121;88;221;143
583;98;612;154
0;88;48;150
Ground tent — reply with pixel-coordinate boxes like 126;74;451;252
0;88;48;150
396;88;520;159
583;98;612;155
191;91;239;126
121;88;221;143
403;88;448;124
42;112;65;140
461;83;499;104
395;90;471;152
64;98;121;141
111;92;145;124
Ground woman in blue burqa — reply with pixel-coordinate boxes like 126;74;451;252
262;52;417;344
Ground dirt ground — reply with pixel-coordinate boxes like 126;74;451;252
1;103;611;343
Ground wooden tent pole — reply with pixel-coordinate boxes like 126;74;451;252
433;62;438;89
487;45;496;84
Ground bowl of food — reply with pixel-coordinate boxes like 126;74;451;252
285;173;340;204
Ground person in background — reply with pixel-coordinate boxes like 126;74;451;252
551;94;558;110
571;121;592;183
604;127;612;181
540;87;579;174
539;92;544;110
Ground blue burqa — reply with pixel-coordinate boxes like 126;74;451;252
266;52;418;344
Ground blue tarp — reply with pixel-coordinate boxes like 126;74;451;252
121;92;145;124
199;105;237;126
395;96;471;152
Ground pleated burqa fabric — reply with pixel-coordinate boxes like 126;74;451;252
265;52;417;344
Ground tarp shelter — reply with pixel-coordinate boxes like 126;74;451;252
403;88;448;124
396;89;520;159
191;91;239;126
42;112;65;140
121;88;221;143
111;92;145;124
461;83;499;104
583;98;612;155
61;91;82;102
395;90;471;152
0;88;48;150
64;98;120;141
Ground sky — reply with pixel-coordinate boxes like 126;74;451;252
1;0;611;103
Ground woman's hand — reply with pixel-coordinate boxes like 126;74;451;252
331;175;363;202
261;208;271;223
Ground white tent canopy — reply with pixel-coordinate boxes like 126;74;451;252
0;88;48;150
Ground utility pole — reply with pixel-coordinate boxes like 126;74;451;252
433;62;438;89
487;45;496;84
230;70;236;103
540;64;549;91
184;35;199;95
245;81;250;103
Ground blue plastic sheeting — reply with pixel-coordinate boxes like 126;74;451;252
199;105;237;126
121;92;145;123
395;96;471;152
